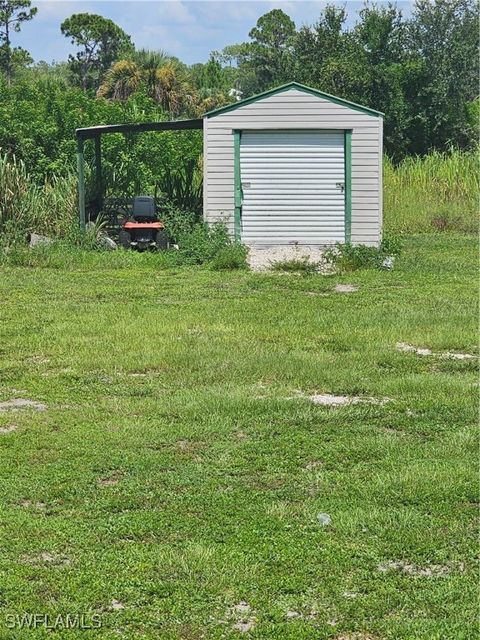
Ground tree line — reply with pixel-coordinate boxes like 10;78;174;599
0;0;477;180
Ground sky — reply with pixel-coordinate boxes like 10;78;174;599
16;0;412;66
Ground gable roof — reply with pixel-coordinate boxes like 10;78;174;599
204;81;384;118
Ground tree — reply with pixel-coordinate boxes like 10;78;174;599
355;2;405;65
0;0;37;83
295;6;370;104
406;0;479;153
223;9;296;95
132;48;172;96
60;13;133;91
98;55;197;117
354;3;410;158
96;60;142;101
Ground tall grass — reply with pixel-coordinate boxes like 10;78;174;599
384;149;479;234
0;154;77;241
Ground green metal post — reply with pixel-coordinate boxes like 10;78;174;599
94;135;102;217
344;130;352;244
233;130;242;242
77;137;86;230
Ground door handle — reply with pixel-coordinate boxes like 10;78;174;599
336;182;345;193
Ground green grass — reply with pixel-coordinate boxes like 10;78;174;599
0;235;477;639
384;150;479;235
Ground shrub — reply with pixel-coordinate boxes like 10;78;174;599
175;221;247;268
160;202;197;242
210;243;249;270
323;236;402;273
155;159;203;215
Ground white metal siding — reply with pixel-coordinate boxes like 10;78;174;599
240;131;345;245
204;87;382;246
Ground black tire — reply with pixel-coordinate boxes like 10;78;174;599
156;230;169;251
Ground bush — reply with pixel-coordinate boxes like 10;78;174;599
160;202;197;242
210;243;249;270
174;221;248;268
323;236;402;273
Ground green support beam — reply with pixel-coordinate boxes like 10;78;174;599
344;130;352;244
94;135;102;218
233;130;242;243
77;137;86;230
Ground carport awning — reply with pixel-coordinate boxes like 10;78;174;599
76;118;203;140
75;118;204;228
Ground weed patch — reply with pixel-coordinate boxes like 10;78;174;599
270;256;320;274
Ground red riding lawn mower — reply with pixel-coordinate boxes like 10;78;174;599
118;196;169;251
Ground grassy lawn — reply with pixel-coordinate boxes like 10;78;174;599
0;234;477;639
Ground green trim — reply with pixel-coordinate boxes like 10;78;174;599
94;135;102;214
77;137;86;230
344;130;352;243
204;82;384;119
233;130;242;242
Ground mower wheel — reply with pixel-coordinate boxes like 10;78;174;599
156;230;169;251
119;228;131;249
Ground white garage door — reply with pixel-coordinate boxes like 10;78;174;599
240;130;345;245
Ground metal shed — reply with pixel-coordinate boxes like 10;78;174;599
203;82;383;247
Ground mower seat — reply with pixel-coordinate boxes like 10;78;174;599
132;196;156;222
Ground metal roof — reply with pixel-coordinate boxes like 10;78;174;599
204;82;384;118
76;118;203;139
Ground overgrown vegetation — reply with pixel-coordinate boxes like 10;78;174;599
324;237;403;273
0;154;76;241
271;256;321;274
271;237;403;274
384;149;479;234
173;222;246;268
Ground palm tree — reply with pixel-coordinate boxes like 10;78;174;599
97;60;142;100
152;64;196;116
98;49;198;116
132;48;171;95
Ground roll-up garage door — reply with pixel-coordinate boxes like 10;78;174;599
239;130;345;245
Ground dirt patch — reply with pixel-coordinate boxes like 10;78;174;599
334;284;359;293
98;471;124;487
175;439;205;453
0;424;18;434
285;610;301;619
304;460;323;470
304;291;330;297
396;342;476;360
303;393;390;407
19;499;47;509
26;355;51;365
0;398;46;412
25;552;70;566
444;352;476;360
111;600;125;610
396;342;432;356
377;560;450;577
229;601;256;633
248;246;326;272
334;634;378;640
